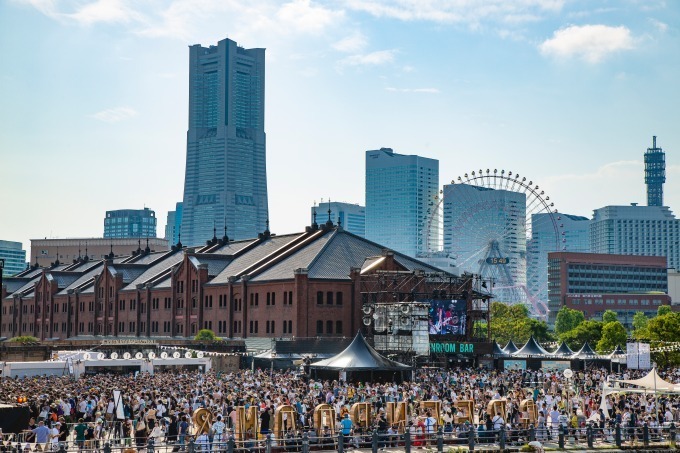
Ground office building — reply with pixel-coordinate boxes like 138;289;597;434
104;208;157;239
443;183;526;303
645;136;665;207
0;241;27;277
180;38;268;246
29;237;169;267
165;202;183;245
669;268;680;305
527;213;590;312
365;148;439;257
547;252;673;327
311;201;365;237
590;204;680;270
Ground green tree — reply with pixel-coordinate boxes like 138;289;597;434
8;335;39;344
559;320;603;350
194;329;217;341
596;321;627;353
554;306;585;335
640;312;680;367
490;302;554;345
526;318;554;343
602;310;618;325
632;312;649;332
657;305;672;316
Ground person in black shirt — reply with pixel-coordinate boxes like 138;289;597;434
260;408;271;436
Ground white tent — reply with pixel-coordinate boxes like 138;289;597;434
615;367;680;392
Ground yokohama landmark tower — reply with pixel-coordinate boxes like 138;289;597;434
180;38;268;246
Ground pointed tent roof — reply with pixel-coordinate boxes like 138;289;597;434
551;341;575;357
608;344;625;358
492;341;508;357
503;340;519;355
571;342;599;359
513;336;550;357
309;331;411;371
617;368;680;392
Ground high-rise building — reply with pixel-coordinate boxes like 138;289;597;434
527;212;590;315
365;148;439;257
311;201;365;237
645;136;665;207
180;38;268;246
443;183;526;303
0;240;26;277
548;252;672;328
165;202;183;245
104;208;157;238
590;204;680;270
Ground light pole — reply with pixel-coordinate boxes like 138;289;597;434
564;368;573;416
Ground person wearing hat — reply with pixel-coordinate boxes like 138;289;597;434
340;413;352;438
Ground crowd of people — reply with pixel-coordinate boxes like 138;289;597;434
1;365;679;451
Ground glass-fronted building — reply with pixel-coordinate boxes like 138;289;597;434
590;204;680;270
180;38;268;246
0;240;26;277
165;202;183;245
104;208;157;238
365;148;439;257
311;201;365;237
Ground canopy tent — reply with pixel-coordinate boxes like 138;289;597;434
550;341;575;357
310;331;411;371
571;342;600;359
615;367;680;392
503;340;519;355
513;336;550;357
608;345;625;358
491;341;509;357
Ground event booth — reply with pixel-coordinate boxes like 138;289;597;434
494;337;617;371
310;331;412;383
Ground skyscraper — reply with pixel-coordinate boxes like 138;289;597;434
0;240;26;277
180;38;268;246
104;208;157;238
645;136;665;207
527;212;590;317
311;201;365;237
443;183;526;303
365;148;439;257
590;204;680;270
165;202;183;246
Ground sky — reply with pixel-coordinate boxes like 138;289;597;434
1;0;679;261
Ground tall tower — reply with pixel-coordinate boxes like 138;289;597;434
645;136;665;207
365;148;439;257
180;38;268;246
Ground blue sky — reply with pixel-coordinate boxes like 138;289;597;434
1;0;679;259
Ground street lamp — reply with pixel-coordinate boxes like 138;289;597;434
563;368;573;417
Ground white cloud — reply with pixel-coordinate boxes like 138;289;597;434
333;31;367;53
386;87;440;93
277;0;344;34
648;18;668;33
539;24;635;63
91;107;138;123
12;0;58;17
343;0;564;25
66;0;141;25
338;49;396;67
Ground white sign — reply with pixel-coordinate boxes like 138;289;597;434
627;342;651;370
113;390;125;420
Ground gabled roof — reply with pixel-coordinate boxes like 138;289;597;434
571;342;599;359
492;341;508;356
2;277;31;294
188;255;233;277
608;344;625;358
57;262;105;295
551;341;575;357
208;233;306;285
503;340;519;354
121;251;184;291
210;239;257;255
310;331;411;371
513;336;549;357
46;272;81;289
108;265;147;284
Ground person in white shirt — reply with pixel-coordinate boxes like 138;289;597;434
50;423;60;450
